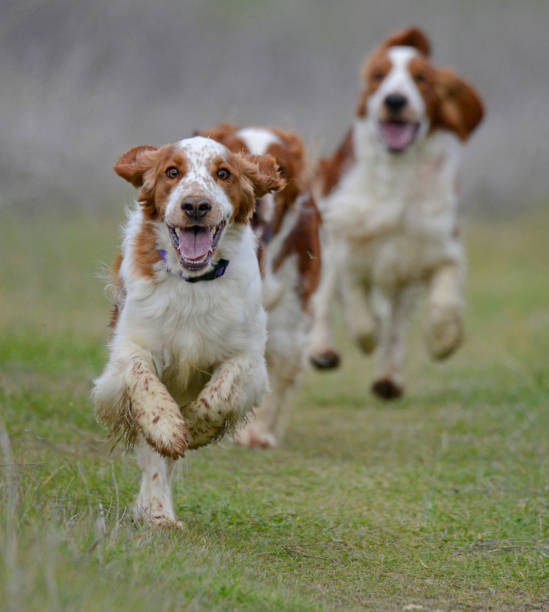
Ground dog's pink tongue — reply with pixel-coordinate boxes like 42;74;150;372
178;227;213;260
380;122;416;151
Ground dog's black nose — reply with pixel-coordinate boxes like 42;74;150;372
181;197;212;219
384;93;407;113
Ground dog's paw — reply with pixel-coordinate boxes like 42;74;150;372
309;349;341;370
184;395;240;449
234;427;278;449
371;378;404;400
134;511;185;530
149;516;185;530
138;407;188;459
355;330;378;354
133;499;184;530
426;304;463;360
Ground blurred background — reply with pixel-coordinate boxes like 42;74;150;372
2;0;548;216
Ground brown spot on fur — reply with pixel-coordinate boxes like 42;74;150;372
152;473;158;480
357;51;392;117
108;254;125;331
152;415;159;424
316;129;355;197
273;194;322;310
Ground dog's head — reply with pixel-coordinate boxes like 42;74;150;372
114;136;284;274
356;27;484;153
199;124;306;238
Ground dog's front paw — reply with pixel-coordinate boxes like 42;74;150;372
371;377;404;400
426;304;463;360
184;394;239;449
135;401;188;459
309;348;341;370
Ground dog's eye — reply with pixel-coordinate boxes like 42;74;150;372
414;73;427;84
277;166;287;178
166;167;179;179
217;168;231;180
373;71;385;82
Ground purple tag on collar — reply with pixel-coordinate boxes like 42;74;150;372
158;249;167;262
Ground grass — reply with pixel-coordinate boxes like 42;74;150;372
1;208;548;611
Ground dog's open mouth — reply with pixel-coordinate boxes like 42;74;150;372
168;221;226;271
379;121;420;153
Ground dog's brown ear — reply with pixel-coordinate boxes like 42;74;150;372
244;153;286;198
381;26;431;56
434;68;484;140
233;153;286;224
113;145;158;187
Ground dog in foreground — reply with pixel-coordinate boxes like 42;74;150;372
309;26;484;399
92;136;284;527
199;123;322;448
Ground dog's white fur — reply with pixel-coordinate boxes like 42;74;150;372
310;46;471;396
93;137;269;526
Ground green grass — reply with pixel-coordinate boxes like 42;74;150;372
1;209;548;611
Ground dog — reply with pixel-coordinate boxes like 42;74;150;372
92;136;284;526
199;123;322;447
308;26;484;399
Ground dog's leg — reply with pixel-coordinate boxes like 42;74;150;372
93;344;188;459
308;238;343;370
371;289;410;400
234;354;299;449
341;274;378;354
183;354;268;449
134;435;182;528
425;261;464;360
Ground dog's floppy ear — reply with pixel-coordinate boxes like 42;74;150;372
434;68;484;140
381;26;431;56
233;153;286;224
113;145;158;187
243;153;286;198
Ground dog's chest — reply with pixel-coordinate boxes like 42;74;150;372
126;276;250;370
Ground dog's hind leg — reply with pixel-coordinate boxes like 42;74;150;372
425;261;464;360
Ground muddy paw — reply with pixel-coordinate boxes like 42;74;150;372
310;349;341;370
426;305;463;361
139;410;189;459
371;378;404;400
355;330;378;355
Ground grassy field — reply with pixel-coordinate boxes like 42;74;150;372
1;208;548;611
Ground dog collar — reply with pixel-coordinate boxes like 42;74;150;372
158;249;229;283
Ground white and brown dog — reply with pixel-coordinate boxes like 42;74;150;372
309;27;484;399
92;136;284;526
199;124;322;447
